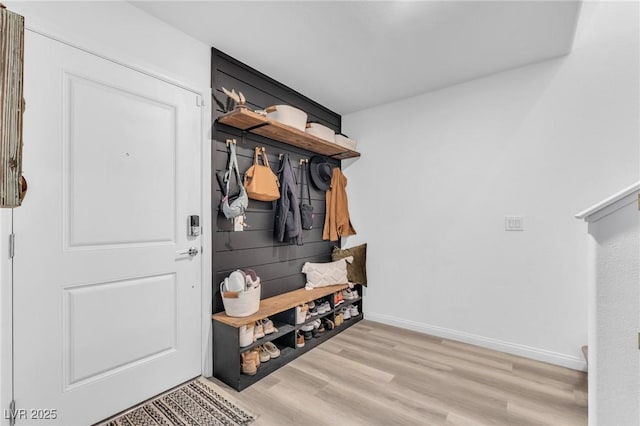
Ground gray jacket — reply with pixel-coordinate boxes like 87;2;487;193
274;154;303;245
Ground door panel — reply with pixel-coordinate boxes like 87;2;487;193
13;32;202;425
63;273;177;389
64;73;177;248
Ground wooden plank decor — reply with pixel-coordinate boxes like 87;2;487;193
0;4;25;207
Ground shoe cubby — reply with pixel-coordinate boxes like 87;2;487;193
213;284;363;391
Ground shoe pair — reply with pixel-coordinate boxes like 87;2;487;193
241;349;260;375
300;322;314;332
257;342;280;362
254;318;277;340
343;288;359;301
309;300;318;316
296;304;308;324
341;307;351;320
346;305;359;317
334;292;344;306
316;301;331;315
324;318;335;331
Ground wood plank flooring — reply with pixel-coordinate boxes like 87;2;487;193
206;320;587;425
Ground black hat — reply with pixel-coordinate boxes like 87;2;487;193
309;156;333;191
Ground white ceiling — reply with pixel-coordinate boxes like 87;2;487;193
132;1;582;115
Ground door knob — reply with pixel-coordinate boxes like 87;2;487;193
176;247;198;257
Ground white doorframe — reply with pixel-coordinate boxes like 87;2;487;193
0;26;212;424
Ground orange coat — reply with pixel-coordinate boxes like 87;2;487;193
323;167;356;242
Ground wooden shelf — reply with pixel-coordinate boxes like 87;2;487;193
212;284;349;327
217;108;361;160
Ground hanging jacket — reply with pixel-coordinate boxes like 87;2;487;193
274;154;303;245
323;167;356;242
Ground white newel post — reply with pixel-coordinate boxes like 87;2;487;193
576;182;640;426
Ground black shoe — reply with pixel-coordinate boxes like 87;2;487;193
303;330;313;341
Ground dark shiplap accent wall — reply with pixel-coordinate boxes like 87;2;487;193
212;49;342;313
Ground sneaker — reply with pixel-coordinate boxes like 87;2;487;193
336;292;344;305
309;305;318;316
342;307;351;320
263;341;280;358
318;322;325;334
349;305;359;317
312;327;320;338
258;346;271;363
343;289;356;301
322;302;331;314
316;302;326;315
254;321;265;339
296;331;305;348
303;330;313;341
262;318;277;335
301;322;314;332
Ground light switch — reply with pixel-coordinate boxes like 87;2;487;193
505;216;524;231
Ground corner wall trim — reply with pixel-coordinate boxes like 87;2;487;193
365;312;587;372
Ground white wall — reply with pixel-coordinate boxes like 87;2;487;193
0;2;212;419
342;1;639;369
586;192;640;426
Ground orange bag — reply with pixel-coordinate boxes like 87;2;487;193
244;147;281;201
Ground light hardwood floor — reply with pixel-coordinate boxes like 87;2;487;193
208;320;587;425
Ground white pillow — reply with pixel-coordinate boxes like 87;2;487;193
302;256;353;290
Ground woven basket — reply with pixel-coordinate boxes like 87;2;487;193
220;283;261;317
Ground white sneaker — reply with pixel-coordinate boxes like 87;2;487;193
343;289;356;300
301;323;314;332
342;307;351;320
349;305;359;317
318;302;330;314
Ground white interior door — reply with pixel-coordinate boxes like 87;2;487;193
12;32;202;425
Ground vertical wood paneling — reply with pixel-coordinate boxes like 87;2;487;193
212;49;342;313
0;6;25;207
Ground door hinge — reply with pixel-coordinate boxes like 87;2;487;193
8;399;16;426
637;193;640;211
196;95;205;107
8;233;15;259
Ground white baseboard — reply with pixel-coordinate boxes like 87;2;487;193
365;312;587;372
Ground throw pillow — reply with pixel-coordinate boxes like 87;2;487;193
332;243;367;286
302;256;353;290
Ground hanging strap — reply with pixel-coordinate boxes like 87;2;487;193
253;146;271;168
226;143;241;195
300;161;311;204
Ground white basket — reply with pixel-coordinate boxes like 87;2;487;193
266;105;308;132
220;282;261;317
334;134;357;150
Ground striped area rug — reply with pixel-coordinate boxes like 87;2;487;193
100;377;254;426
